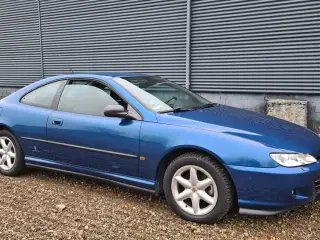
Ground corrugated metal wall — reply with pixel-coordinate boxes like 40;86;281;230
0;0;319;94
0;0;42;87
40;0;187;85
191;0;320;94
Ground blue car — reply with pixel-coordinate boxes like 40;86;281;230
0;72;319;223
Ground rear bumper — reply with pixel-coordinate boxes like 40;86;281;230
225;161;320;215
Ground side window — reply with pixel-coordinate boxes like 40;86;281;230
58;80;121;116
21;80;66;109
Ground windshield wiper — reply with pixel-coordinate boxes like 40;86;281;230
158;107;193;113
159;103;218;114
196;103;218;109
171;103;218;112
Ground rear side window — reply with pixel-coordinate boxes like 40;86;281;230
58;81;119;116
21;80;66;109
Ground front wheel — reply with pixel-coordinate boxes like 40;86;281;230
163;153;235;224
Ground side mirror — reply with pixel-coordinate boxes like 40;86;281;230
104;105;128;118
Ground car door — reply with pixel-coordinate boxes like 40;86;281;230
46;78;141;177
17;80;67;160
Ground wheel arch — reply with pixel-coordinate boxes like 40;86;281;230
0;124;22;150
156;146;234;190
0;123;16;136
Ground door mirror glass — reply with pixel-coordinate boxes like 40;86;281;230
104;105;128;118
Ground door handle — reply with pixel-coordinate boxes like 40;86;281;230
52;119;63;126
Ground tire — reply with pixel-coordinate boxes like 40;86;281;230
163;152;234;224
0;130;25;176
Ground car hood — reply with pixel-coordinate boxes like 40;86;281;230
156;105;320;157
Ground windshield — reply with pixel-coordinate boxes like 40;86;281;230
112;76;211;113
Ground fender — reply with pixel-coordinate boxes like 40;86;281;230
138;121;279;181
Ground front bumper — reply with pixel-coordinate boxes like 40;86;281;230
225;161;320;215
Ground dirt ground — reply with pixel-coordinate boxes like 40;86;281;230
1;169;320;240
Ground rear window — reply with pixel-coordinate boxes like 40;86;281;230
21;80;66;109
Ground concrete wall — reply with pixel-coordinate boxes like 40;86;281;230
200;93;320;133
0;88;19;99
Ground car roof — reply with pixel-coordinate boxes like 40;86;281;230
83;72;150;78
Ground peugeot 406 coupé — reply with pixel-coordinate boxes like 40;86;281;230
0;72;319;223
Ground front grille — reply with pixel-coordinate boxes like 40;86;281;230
315;176;320;193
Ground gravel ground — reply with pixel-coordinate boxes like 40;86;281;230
1;169;320;240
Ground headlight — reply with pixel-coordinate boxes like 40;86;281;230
270;153;317;167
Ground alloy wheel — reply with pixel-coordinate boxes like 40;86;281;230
171;165;218;216
0;137;16;170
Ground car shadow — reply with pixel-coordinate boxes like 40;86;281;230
220;202;316;229
24;167;165;201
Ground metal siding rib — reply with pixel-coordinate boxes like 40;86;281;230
40;0;187;85
0;0;42;86
191;0;320;94
1;0;318;93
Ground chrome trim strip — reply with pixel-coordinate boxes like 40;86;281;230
21;137;137;158
21;137;46;143
239;208;289;216
26;163;155;194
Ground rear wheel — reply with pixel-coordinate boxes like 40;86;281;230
0;130;25;176
163;152;234;223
